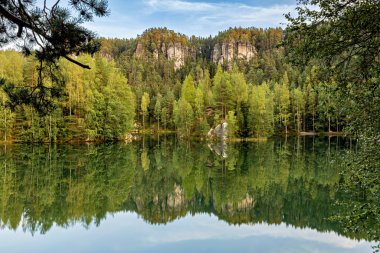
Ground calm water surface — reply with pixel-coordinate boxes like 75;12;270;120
0;136;376;252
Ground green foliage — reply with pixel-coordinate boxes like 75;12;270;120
173;98;194;137
0;51;135;142
141;92;150;129
0;137;374;241
181;75;196;108
226;111;237;137
0;1;109;112
249;82;274;137
0;25;358;140
286;0;380;248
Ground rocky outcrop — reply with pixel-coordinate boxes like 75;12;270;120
208;122;228;139
212;41;256;66
135;43;145;57
167;183;185;209
166;42;188;70
220;193;255;215
212;42;234;65
237;42;256;60
237;193;255;210
135;42;189;70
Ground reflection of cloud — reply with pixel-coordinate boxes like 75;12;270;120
0;212;372;253
145;213;367;249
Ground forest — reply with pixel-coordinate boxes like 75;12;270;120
0;0;379;251
0;27;348;142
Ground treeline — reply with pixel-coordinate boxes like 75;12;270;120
0;27;350;141
0;51;135;142
166;66;345;137
99;27;348;138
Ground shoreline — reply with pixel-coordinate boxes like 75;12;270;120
0;131;348;145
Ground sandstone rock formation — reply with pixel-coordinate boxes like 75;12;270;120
212;41;256;66
135;41;189;70
166;42;188;70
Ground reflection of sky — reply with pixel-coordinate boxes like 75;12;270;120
0;212;374;253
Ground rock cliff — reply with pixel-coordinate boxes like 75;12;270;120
212;41;256;66
134;28;263;71
135;41;190;70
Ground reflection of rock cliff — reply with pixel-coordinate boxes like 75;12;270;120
219;193;255;218
212;41;256;66
132;183;187;224
167;184;185;209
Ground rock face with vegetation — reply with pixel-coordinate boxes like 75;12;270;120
0;27;350;142
208;122;228;139
133;27;264;70
134;28;191;70
212;41;256;66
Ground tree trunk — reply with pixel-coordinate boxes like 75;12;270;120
4;109;7;142
49;116;52;142
328;117;331;132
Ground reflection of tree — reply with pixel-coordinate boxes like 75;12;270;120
0;137;373;242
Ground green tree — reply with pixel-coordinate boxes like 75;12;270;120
173;99;194;137
141;92;150;129
274;72;291;134
181;75;196;108
213;74;233;116
0;0;109;111
304;75;317;131
286;0;380;244
226;111;237;138
249;82;274;137
154;95;162;131
292;88;305;133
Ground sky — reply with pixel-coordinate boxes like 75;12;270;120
83;0;298;39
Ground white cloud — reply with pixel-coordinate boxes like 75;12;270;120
143;0;296;28
145;0;215;12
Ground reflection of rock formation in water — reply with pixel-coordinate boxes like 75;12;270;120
221;193;255;214
208;141;228;158
167;184;185;209
130;183;187;224
238;193;255;210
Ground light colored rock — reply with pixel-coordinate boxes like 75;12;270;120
166;42;187;70
207;128;214;138
153;49;159;60
237;193;255;210
237;42;256;61
212;122;228;139
135;43;144;57
212;41;256;65
167;184;185;209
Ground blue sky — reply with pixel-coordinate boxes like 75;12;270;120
84;0;298;38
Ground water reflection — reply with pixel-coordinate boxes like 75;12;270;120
0;136;375;250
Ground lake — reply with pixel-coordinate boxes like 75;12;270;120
0;136;376;253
